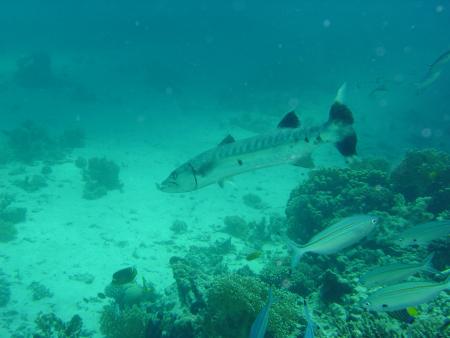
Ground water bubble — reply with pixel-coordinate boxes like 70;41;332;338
375;46;386;57
421;128;432;138
232;0;246;11
436;5;444;13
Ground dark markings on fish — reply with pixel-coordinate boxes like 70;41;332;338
237;159;243;166
196;160;215;176
382;304;388;308
315;135;322;144
304;137;309;143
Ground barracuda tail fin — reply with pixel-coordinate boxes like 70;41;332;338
326;83;357;157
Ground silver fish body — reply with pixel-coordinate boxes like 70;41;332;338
397;220;450;247
158;85;356;193
249;288;274;338
417;49;450;91
288;215;378;269
360;253;438;288
364;277;450;312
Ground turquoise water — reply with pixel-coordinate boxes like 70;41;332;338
0;1;449;337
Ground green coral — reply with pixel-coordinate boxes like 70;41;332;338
4;121;63;164
203;275;300;338
286;162;395;242
391;148;450;214
0;270;11;307
100;303;150;338
33;312;83;338
82;157;122;199
0;194;26;242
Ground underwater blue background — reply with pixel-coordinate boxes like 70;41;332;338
0;1;449;337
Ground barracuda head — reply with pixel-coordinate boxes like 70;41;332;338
157;162;198;193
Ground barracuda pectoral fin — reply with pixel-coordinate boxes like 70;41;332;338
291;153;315;168
277;111;300;129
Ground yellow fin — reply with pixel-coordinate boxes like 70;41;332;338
406;307;418;317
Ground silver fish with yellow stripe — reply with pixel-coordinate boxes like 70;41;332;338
286;215;378;269
396;220;450;248
359;253;439;288
363;276;450;312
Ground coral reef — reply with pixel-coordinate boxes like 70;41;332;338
81;157;122;199
99;303;150;338
33;312;84;338
391;148;450;214
242;193;266;210
0;194;26;242
170;219;188;234
3;121;62;164
169;256;207;314
319;269;353;304
203;275;301;338
2;122;86;164
13;174;47;193
286;161;395;242
222;215;248;239
0;270;11;307
28;281;53;301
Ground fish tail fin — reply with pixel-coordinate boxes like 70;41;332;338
422;252;440;274
290;246;305;270
444;275;450;289
323;83;357;158
280;234;306;270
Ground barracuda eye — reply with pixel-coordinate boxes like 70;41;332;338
371;218;378;225
364;301;370;307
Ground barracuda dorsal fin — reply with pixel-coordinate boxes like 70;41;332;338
219;134;236;145
277;111;300;129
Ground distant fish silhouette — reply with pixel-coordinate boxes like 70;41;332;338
417;49;450;92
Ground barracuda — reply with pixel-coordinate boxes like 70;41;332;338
158;85;357;193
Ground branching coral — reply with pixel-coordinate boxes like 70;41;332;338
203;275;300;338
286;162;395;242
4;121;62;164
0;194;26;242
100;303;150;338
34;312;84;338
0;270;11;307
82;157;122;199
391;148;450;214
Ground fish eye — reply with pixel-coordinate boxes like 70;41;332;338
371;218;378;224
170;171;178;180
365;301;370;306
412;238;417;242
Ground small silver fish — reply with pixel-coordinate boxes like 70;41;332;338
396;220;450;247
287;215;378;269
249;288;275;338
303;300;316;338
417;49;450;92
363;277;450;312
360;253;439;288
